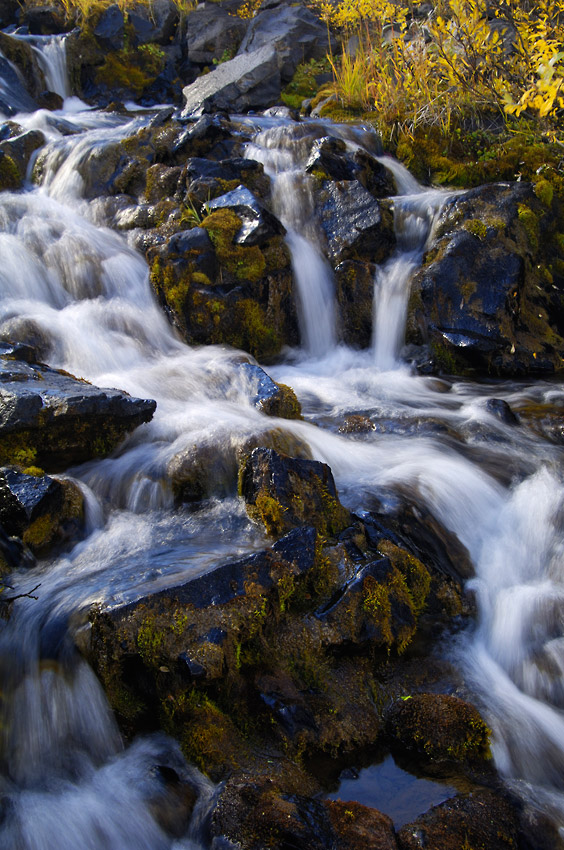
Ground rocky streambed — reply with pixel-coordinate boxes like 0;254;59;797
1;2;564;849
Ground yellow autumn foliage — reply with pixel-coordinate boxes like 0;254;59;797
315;0;564;142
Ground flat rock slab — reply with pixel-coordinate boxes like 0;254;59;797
181;45;281;118
0;351;156;471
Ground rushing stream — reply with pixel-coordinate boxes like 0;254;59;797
2;33;564;848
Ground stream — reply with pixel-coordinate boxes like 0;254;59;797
1;32;564;848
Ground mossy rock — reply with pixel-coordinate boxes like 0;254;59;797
201;208;266;284
239;447;351;539
0;154;21;192
386;692;491;766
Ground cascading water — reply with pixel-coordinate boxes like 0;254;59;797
372;162;448;370
2;46;564;847
246;122;338;357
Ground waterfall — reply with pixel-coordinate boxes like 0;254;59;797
246;123;338;357
31;34;71;100
2;88;564;847
372;159;449;370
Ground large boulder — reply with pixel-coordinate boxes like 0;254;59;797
408;181;564;376
238;2;337;82
184;5;248;66
0;344;156;471
181;44;281;117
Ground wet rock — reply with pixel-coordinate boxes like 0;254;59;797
385;693;491;767
184;5;248;66
36;90;64;110
181;45;281;118
0;467;84;555
306;138;396;199
240;447;351;538
173;115;236;159
0;525;35;577
409;181;564;376
86;526;319;745
397;789;521;850
0;354;156;472
318;540;432;654
206;185;285;246
150;207;297;361
0;123;45;187
324;800;399;850
93;4;125;51
144;163;182;203
240;363;302;419
485;397;519;424
335;260;376;347
238;2;337;82
314;180;396;266
0;36;44;115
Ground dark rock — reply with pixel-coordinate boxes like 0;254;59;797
0;355;156;472
0;36;43;115
335;260;375;347
144;163;182;203
129;0;180;46
240;362;301;418
409;181;564;376
173;114;233;156
238;3;337;82
397;789;521;850
184;156;270;202
314;180;396;265
36;90;64;110
0;124;45;186
21;6;70;35
324;800;399;850
0;524;35;577
485;397;519;424
240;447;351;537
93;5;125;51
184;5;248;65
385;692;491;767
206;185;285;245
0;0;19;29
181;45;281;117
0;467;84;555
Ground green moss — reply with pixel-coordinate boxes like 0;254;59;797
517;203;540;253
0;154;21;192
232;299;280;360
280;57;332;112
463;219;488;240
362;541;431;654
23;513;55;550
95;43;165;96
534;178;554;208
137;615;165;666
202;209;266;283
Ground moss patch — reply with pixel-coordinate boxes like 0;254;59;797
201;209;266;283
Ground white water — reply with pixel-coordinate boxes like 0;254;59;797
246;123;338;356
2;51;564;846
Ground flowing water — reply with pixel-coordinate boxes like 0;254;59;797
2;36;564;847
